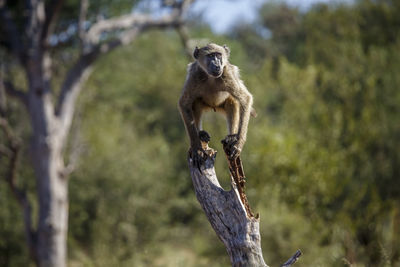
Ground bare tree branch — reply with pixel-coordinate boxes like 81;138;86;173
86;13;179;45
177;0;195;17
56;0;193;140
174;0;203;59
281;250;302;267
62;106;85;177
78;0;89;51
176;25;192;59
41;0;66;45
0;0;25;62
0;78;28;107
55;26;139;142
55;51;95;143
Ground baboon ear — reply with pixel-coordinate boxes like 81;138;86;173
223;45;230;57
193;46;200;59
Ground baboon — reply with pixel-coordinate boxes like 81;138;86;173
178;43;255;168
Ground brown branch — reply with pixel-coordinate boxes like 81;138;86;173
221;139;255;218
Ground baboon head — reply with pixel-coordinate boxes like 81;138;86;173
193;43;230;78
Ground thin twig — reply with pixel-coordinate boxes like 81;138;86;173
281;249;302;267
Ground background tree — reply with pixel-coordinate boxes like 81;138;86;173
0;0;192;266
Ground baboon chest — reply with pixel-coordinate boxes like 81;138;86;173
201;88;230;108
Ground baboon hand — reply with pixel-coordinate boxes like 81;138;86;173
189;145;207;171
221;134;241;159
198;130;211;143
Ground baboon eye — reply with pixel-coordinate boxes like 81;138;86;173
216;53;222;59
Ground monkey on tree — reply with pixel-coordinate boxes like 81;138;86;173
178;43;255;169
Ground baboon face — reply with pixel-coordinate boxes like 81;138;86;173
194;43;230;78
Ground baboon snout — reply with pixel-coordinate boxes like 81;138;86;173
210;64;222;76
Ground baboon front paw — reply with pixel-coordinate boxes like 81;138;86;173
221;134;241;159
198;130;211;143
189;147;207;171
199;130;217;158
228;145;241;159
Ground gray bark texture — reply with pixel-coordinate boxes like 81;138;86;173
189;152;268;267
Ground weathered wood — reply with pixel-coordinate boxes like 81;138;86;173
188;153;268;267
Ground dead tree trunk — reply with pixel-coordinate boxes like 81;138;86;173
187;140;302;267
188;139;268;267
189;155;267;267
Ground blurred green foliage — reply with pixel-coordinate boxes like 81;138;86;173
1;0;400;266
